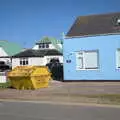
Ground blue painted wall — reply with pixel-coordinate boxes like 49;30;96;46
63;34;120;80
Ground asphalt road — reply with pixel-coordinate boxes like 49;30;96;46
0;101;120;120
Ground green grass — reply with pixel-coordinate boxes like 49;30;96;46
77;94;120;105
82;94;120;100
0;81;11;89
51;93;120;105
45;93;120;105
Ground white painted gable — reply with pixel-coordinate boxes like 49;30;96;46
32;43;56;50
0;47;8;56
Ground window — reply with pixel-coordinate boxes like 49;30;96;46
76;50;99;70
39;44;42;48
39;43;49;49
46;44;49;48
20;58;28;65
117;19;120;26
42;43;45;48
116;49;120;69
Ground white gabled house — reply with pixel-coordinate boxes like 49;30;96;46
0;40;22;83
12;37;63;69
0;40;22;67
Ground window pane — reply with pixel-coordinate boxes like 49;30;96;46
117;50;120;68
23;61;26;65
26;60;28;65
76;56;83;69
46;44;49;48
20;60;22;65
84;51;98;69
39;45;42;48
42;44;45;48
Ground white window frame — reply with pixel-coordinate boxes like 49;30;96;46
76;50;99;70
39;43;49;49
20;58;28;66
116;49;120;69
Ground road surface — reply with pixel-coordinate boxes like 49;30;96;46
0;101;120;120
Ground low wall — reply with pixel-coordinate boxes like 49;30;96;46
0;72;7;83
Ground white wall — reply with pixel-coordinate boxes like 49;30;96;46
12;56;63;69
49;44;56;49
32;44;56;50
44;56;63;64
57;44;62;49
32;45;39;50
12;58;20;69
0;72;7;83
12;57;44;69
0;57;11;64
28;57;44;66
0;47;11;66
0;47;8;56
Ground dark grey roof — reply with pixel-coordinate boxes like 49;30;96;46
12;49;62;58
66;12;120;37
0;56;11;58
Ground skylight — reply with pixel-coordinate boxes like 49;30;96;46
117;18;120;25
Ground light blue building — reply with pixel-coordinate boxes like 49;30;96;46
63;12;120;81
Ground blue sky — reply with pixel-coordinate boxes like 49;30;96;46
0;0;120;48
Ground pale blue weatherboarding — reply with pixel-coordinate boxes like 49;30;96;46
63;34;120;80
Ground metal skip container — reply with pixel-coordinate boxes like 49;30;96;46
7;66;51;90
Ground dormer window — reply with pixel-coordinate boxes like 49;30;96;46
117;18;120;25
39;44;42;48
112;16;120;27
42;43;45;48
39;43;49;49
46;44;49;48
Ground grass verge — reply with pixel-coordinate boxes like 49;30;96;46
0;81;11;89
71;94;120;105
45;93;120;105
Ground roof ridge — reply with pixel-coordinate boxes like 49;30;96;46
77;12;120;18
0;40;8;42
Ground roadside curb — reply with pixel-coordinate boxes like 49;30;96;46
0;98;120;108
